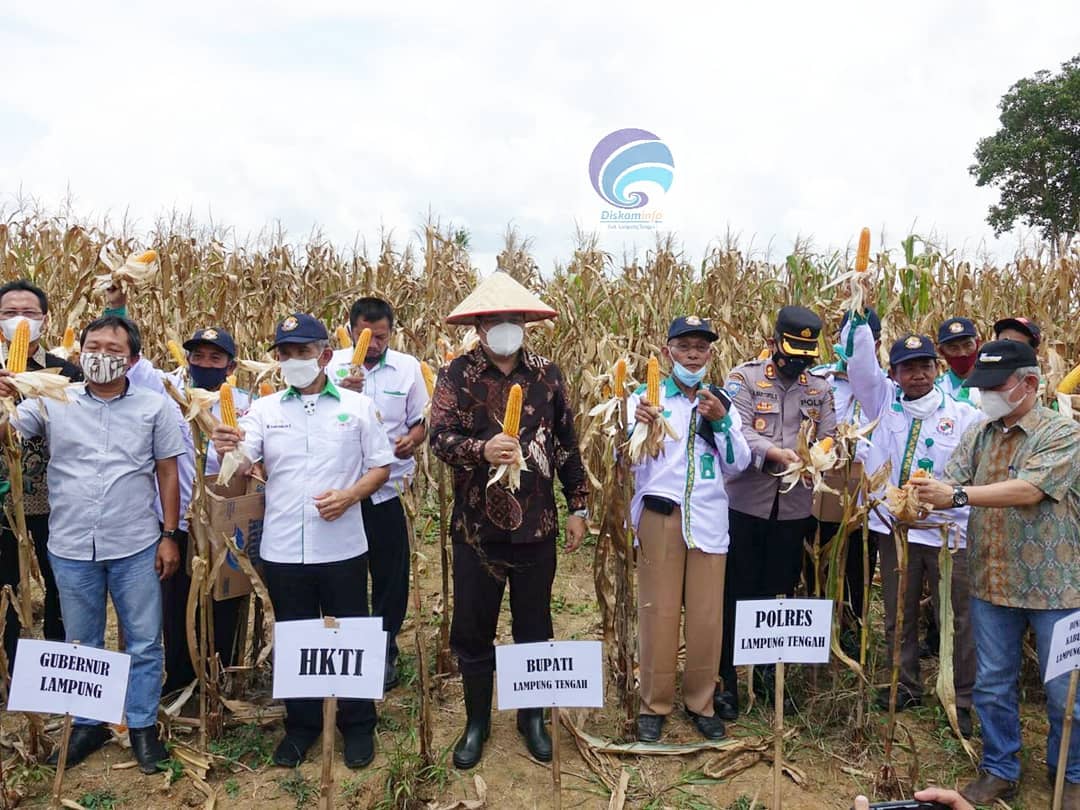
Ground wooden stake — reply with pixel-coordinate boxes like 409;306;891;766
1052;668;1079;810
319;696;337;810
49;713;73;809
773;661;784;810
551;706;562;810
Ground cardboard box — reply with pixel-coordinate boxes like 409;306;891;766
194;475;265;601
811;461;863;524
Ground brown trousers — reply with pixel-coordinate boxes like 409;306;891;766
877;533;974;706
637;506;727;716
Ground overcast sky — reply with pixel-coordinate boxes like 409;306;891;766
2;1;1078;273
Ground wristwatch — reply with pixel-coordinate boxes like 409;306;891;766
951;486;969;508
161;529;177;540
571;509;589;520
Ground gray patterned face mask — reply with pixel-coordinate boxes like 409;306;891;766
80;352;129;384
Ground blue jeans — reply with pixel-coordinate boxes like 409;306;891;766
971;597;1080;783
49;543;164;729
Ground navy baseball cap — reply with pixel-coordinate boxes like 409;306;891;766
668;315;718;342
889;334;938;366
841;307;882;341
937;317;977;344
964;340;1039;389
994;317;1042;348
270;313;329;348
183;327;236;358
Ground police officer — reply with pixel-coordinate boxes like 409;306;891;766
715;305;836;718
937;317;980;406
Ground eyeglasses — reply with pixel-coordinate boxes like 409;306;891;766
0;310;43;319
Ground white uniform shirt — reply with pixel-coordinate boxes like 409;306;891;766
845;321;983;547
938;369;982;408
236;379;395;564
327;347;428;504
628;377;751;554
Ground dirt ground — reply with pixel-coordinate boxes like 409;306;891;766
1;524;1061;810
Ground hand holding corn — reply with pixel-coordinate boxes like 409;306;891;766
211;422;245;456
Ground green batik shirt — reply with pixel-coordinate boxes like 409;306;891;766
945;405;1080;609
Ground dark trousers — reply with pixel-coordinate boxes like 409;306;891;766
160;529;244;694
814;521;879;630
450;541;556;676
360;496;410;663
262;555;376;737
719;508;813;689
1;514;64;670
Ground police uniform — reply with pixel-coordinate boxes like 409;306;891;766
717;306;836;708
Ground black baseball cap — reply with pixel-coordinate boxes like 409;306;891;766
964;340;1039;389
840;307;882;341
774;306;821;357
668;315;718;342
937;317;977;344
183;327;236;358
993;317;1042;348
270;312;329;348
889;334;938;366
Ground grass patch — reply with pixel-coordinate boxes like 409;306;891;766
279;770;319;809
209;722;275;768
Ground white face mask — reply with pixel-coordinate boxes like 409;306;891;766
981;382;1025;421
80;352;129;384
280;356;322;389
0;316;43;343
900;389;940;421
484;321;524;356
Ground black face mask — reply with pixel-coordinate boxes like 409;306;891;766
188;364;229;390
773;352;812;380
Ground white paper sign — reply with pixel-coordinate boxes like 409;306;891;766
7;639;131;724
1044;610;1080;683
272;618;387;700
733;598;833;666
495;640;604;710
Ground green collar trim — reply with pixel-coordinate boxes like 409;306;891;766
282;376;341;401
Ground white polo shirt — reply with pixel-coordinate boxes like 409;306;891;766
628;377;752;554
327;347;428;504
237;378;395;564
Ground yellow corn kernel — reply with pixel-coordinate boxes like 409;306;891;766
1058;363;1080;394
62;326;76;350
503;383;523;438
855;227;871;273
909;467;931;481
613;358;626;397
646;356;660;406
817;436;835;454
219;383;238;427
226;373;237;387
336;325;352;349
167;339;187;367
421;361;436;397
135;249;158;264
7;319;29;374
258;381;274;398
351;327;372;366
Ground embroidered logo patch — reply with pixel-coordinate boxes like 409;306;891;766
949;321;964;334
904;336;922;349
799;373;808;385
937;418;955;435
686;315;702;326
281;316;299;332
201;328;218;340
726;380;742;397
753;416;768;432
764;364;776;380
755;401;777;412
756;380;773;389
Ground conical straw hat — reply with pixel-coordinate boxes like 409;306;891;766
445;271;557;325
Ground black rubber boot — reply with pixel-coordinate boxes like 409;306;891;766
453;672;492;770
516;708;552;762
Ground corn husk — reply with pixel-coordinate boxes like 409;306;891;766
774;419;843;493
487;446;527;492
627;415;677;464
0;369;74;421
94;246;160;294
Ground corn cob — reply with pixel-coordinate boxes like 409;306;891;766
226;373;237;387
167;339;187;367
646;356;660;405
351;327;372;366
817;437;835;454
335;326;352;349
219;383;238;427
854;227;871;272
258;381;274;397
134;249;158;264
503;383;522;438
62;326;76;350
1058;363;1080;394
421;361;436;397
613;358;626;397
909;467;931;480
7;319;30;374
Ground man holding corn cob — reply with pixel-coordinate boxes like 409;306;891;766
211;312;393;769
0;280;81;673
430;272;588;769
0;315;185;773
630;317;751;742
842;311;981;736
328;298;429;690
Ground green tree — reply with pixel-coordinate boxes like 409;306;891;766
970;55;1080;251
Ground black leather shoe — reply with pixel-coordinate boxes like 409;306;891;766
273;731;318;768
956;707;973;739
129;726;169;775
453;673;492;770
343;730;375;769
713;689;739;721
46;724;110;768
637;714;664;742
687;710;726;741
517;708;552;762
384;659;400;691
874;686;921;711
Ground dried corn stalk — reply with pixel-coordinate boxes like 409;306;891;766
774;420;842;493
